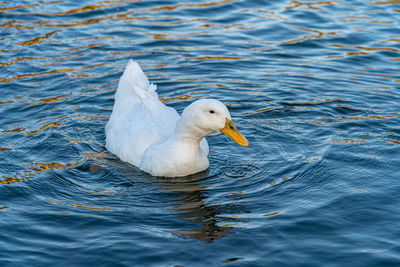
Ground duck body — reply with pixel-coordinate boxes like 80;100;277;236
140;135;209;177
105;60;248;177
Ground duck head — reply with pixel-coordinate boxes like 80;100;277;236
177;99;249;146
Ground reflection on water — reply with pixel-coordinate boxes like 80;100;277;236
1;0;400;265
147;171;235;243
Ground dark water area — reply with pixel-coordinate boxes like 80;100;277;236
1;0;400;266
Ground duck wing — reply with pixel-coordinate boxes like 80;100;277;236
105;60;179;166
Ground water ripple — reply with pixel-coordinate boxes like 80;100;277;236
1;0;400;265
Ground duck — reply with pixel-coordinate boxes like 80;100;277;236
105;60;249;177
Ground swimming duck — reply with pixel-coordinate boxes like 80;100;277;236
105;60;249;177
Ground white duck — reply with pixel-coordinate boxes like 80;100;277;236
105;60;249;177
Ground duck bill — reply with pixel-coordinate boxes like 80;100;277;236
220;118;249;147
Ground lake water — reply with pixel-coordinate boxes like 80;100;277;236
1;0;400;266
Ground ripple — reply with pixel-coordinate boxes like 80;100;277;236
1;0;400;265
223;163;261;178
19;30;60;46
44;198;116;211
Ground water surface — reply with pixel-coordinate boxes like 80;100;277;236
1;0;400;266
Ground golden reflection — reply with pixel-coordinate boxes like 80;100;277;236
67;43;105;51
379;138;400;145
286;0;336;10
299;120;326;125
327;51;371;59
0;100;14;105
0;206;9;210
19;30;60;46
52;68;76;73
0;147;12;151
372;0;400;5
330;44;400;56
0;21;33;30
140;0;238;14
215;83;251;91
32;161;81;171
224;102;240;107
35;17;112;28
27;122;61;136
44;198;115;211
0;48;17;53
0;4;37;12
0;72;46;84
50;4;111;16
282;26;334;45
263;211;280;217
1;169;36;184
100;0;140;3
1;176;25;184
55;114;68;120
9;3;126;17
1;158;82;184
28;94;70;105
2;127;25;134
253;107;279;114
357;46;399;52
115;13;147;21
145;33;188;41
286;0;302;10
348;52;370;56
81;152;108;159
305;156;320;162
0;57;40;66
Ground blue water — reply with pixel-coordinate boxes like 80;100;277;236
1;0;400;266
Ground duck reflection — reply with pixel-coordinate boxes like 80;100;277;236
148;171;235;243
100;155;239;243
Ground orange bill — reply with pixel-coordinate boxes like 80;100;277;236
220;118;249;147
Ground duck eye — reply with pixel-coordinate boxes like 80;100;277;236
209;110;215;114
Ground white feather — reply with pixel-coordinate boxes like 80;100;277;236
105;60;235;177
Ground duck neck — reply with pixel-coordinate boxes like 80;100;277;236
174;117;207;144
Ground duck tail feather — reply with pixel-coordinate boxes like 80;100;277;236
119;59;157;100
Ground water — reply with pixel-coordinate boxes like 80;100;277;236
1;0;400;265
